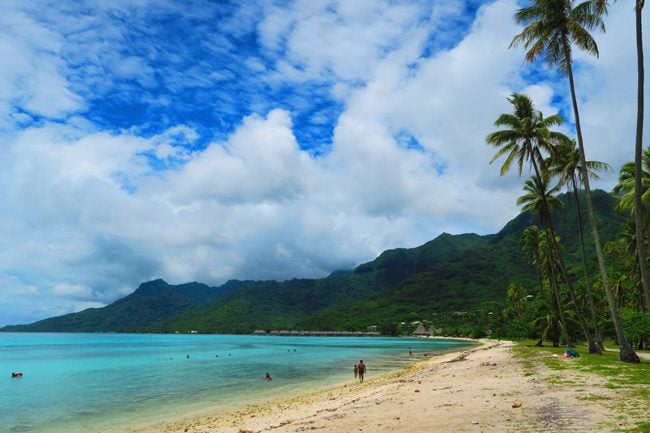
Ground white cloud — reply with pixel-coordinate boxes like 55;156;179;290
0;0;646;326
0;6;82;125
51;283;93;298
571;3;646;187
159;109;312;204
259;0;428;83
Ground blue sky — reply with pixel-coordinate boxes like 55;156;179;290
0;0;646;325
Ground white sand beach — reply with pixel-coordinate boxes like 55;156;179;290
132;339;641;433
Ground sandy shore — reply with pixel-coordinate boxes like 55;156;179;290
148;340;632;433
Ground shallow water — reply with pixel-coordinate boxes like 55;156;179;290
0;333;472;433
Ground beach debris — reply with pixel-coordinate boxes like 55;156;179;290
480;361;497;366
446;352;469;363
414;389;420;393
472;420;480;425
512;401;522;408
562;348;580;359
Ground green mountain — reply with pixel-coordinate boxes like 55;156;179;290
142;233;490;334
2;190;626;334
147;190;624;334
2;279;248;332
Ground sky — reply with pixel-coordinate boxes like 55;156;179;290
0;0;646;326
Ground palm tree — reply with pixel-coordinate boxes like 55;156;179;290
518;176;573;345
549;139;610;351
519;175;602;351
632;0;650;317
613;148;650;217
534;302;564;347
613;151;650;312
522;225;545;293
505;281;529;319
606;223;648;310
487;93;568;181
510;0;640;362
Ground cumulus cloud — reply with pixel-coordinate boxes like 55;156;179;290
0;0;646;326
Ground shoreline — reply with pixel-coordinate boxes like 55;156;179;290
130;340;489;433
138;339;638;433
116;339;477;433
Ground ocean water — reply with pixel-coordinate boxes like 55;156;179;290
0;333;472;433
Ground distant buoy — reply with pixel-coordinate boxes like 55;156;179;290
12;372;23;378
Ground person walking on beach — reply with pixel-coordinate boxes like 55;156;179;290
354;364;358;378
358;360;366;383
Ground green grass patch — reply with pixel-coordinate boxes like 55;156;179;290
626;421;650;432
512;341;650;432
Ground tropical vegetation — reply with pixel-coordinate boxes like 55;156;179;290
490;0;648;362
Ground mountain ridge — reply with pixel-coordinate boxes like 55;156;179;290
2;190;626;334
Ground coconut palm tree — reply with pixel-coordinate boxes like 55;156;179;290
632;0;650;316
487;93;568;181
518;176;573;344
613;151;650;312
606;225;648;311
613;148;650;217
549;139;610;351
518;175;607;349
510;0;640;362
519;175;602;351
522;225;545;293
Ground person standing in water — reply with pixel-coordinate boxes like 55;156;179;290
358;360;366;383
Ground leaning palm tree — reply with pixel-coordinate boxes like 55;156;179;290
549;139;610;351
510;0;639;362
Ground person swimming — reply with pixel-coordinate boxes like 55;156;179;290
265;372;272;381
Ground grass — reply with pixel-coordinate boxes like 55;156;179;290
511;340;650;432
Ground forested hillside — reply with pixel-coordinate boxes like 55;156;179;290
1;190;625;334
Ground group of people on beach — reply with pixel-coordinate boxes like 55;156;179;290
265;359;366;385
353;360;366;383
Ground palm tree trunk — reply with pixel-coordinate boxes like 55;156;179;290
571;181;604;352
545;242;572;346
529;159;571;346
566;55;640;363
550;233;597;351
544;207;595;352
634;0;650;313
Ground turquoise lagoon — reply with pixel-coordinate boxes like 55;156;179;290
0;333;472;433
